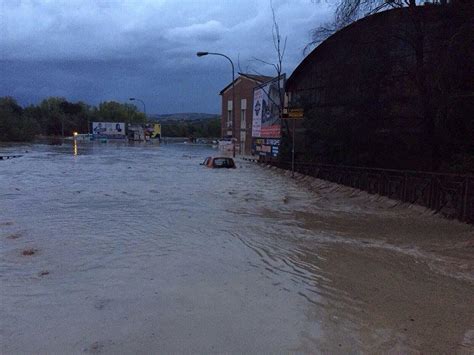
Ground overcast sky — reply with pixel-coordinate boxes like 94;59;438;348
0;0;331;114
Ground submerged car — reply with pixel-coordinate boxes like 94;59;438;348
201;156;236;169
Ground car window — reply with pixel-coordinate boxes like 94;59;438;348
213;158;228;167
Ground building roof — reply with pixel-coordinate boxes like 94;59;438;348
239;73;274;82
286;5;456;90
219;73;274;95
286;10;396;90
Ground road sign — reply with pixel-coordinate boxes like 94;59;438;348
287;108;304;119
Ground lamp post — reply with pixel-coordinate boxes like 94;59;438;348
197;51;236;157
129;97;146;119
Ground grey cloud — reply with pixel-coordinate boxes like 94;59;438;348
0;0;331;113
165;20;227;42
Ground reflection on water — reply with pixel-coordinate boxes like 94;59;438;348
73;139;78;156
0;142;473;353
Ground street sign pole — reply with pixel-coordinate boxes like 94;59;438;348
292;117;295;178
284;108;303;179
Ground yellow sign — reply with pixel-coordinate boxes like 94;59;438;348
152;124;161;138
288;108;304;119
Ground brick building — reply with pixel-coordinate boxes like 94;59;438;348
220;73;272;155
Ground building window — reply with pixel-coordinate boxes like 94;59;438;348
240;98;247;129
227;100;233;128
227;110;232;128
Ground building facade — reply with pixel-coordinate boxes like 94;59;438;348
220;73;272;155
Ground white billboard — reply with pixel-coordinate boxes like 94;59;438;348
92;122;126;138
252;88;263;137
252;75;285;138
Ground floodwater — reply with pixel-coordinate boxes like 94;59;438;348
1;142;473;354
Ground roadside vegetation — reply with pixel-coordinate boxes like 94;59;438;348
160;118;220;138
0;96;146;142
0;96;221;141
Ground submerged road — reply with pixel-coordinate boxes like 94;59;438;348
1;143;473;353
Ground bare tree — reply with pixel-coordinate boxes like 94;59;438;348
251;2;287;81
249;1;289;137
307;0;418;48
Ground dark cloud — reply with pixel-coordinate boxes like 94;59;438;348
0;0;330;113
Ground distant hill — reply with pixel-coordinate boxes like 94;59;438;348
148;113;220;122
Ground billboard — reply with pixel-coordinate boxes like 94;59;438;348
127;123;162;141
252;138;280;157
92;122;126;138
252;75;285;138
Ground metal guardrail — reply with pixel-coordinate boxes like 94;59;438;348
272;161;474;224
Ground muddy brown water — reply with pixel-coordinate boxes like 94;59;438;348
1;142;473;353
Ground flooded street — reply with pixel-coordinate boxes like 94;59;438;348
1;143;473;354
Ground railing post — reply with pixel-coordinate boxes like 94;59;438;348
431;176;440;212
403;172;408;202
429;175;435;210
378;173;382;195
462;176;469;222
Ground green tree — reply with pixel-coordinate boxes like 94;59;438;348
0;97;38;141
96;101;146;124
161;118;221;138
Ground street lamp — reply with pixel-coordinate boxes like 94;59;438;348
129;97;146;119
196;51;236;157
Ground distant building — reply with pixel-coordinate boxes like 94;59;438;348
220;73;272;155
